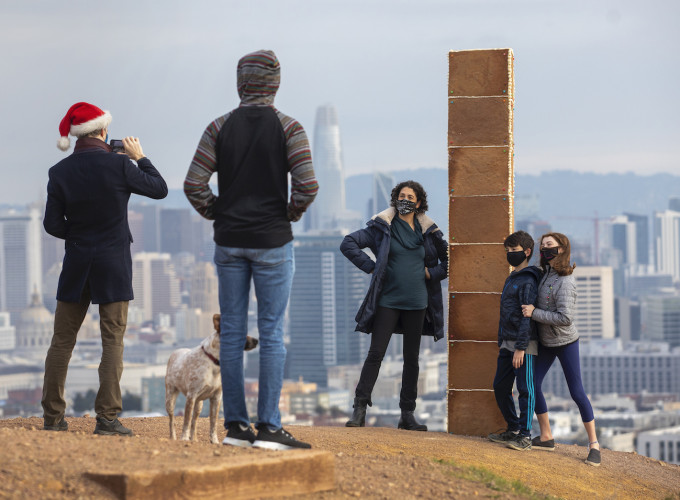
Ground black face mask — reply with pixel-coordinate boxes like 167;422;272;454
395;199;417;215
506;250;527;267
541;247;559;260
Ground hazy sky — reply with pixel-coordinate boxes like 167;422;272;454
1;0;678;204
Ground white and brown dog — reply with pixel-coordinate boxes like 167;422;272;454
165;313;258;444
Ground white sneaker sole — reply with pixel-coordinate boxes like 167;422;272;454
222;437;253;448
252;439;296;451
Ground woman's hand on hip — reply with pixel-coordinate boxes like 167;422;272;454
521;304;535;318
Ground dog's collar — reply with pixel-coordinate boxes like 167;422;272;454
201;345;220;366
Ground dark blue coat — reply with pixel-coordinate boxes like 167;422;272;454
340;208;448;341
43;141;167;304
497;265;542;350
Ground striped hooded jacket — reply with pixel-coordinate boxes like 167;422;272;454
184;50;318;248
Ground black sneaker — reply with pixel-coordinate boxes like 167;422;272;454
506;435;532;451
585;447;601;467
43;419;68;431
222;422;256;447
531;436;555;451
488;429;518;443
252;426;312;451
93;416;134;436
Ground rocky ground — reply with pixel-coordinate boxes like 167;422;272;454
0;416;679;499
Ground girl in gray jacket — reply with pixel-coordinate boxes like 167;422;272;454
521;232;601;467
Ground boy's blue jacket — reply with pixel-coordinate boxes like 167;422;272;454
340;208;448;341
498;265;542;350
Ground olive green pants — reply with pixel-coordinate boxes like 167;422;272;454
41;287;128;424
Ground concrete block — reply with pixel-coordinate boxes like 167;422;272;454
449;196;512;244
448;341;499;390
448;147;512;196
448;293;500;341
448;49;513;97
448;97;510;147
448;390;506;436
449;244;510;293
84;450;335;500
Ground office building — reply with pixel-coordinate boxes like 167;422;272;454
128;210;145;256
130;203;161;253
623;213;650;267
616;297;641;341
287;233;370;386
637;426;680;464
0;208;42;323
642;295;680;347
367;172;395;220
131;252;181;324
654;210;680;282
306;104;345;231
0;312;15;351
160;208;193;255
541;340;680;399
573;266;615;339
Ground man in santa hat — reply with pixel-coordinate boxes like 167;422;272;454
42;102;168;436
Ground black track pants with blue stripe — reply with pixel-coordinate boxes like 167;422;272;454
493;348;535;436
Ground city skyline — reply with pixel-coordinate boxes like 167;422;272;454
1;1;679;204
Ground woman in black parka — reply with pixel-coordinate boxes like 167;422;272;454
340;180;448;430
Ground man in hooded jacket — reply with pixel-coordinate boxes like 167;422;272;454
184;50;318;450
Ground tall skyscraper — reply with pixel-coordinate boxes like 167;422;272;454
130;203;161;253
367;172;394;220
306;104;345;231
131;252;181;324
0;208;42;323
288;233;370;386
573;266;615;339
160;208;193;255
654;209;680;282
190;262;219;313
623;213;649;266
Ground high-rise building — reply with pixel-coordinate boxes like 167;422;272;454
615;297;641;341
131;252;181;324
654;210;680;282
160;208;193;255
287;233;370;386
573;266;615;339
0;312;15;351
128;210;145;256
623;213;649;266
641;295;680;347
130;203;161;253
367;172;395;220
190;262;220;314
306;104;345;231
0;208;42;323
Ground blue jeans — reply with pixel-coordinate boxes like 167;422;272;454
214;241;294;429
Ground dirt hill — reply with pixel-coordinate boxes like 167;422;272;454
1;416;679;499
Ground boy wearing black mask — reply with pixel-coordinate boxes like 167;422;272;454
488;230;542;451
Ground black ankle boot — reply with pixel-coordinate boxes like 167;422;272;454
345;398;370;427
398;410;427;431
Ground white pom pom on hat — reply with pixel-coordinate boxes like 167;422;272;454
57;102;112;151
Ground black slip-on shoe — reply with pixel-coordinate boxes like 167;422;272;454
585;448;601;467
531;436;555;451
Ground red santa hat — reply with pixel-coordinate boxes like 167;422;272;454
57;102;112;151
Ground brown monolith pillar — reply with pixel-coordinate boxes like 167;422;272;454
447;48;514;436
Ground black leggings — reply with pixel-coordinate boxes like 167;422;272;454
355;306;426;411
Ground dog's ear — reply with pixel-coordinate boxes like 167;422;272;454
213;314;221;333
244;336;259;352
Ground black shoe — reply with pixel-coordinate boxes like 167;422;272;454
506;434;532;451
43;419;68;432
93;416;134;436
398;410;427;431
223;421;256;447
488;429;518;443
531;436;556;451
345;398;369;427
252;426;312;450
585;447;601;467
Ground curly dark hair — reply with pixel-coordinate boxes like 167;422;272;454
390;180;429;214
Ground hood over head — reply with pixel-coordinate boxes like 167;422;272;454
237;50;280;106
